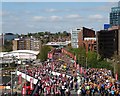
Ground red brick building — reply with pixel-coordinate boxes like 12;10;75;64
76;27;96;52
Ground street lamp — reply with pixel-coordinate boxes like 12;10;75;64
85;56;88;69
11;71;15;96
23;62;27;95
112;59;119;78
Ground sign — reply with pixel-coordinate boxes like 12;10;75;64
104;24;110;30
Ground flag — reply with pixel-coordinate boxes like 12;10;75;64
61;48;64;53
47;53;50;58
84;69;86;75
80;67;82;74
74;56;77;68
51;63;54;71
49;53;53;59
22;87;26;95
115;73;118;80
77;64;79;70
30;78;33;90
18;74;22;84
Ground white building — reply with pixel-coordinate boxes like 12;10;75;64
71;28;82;48
0;50;39;60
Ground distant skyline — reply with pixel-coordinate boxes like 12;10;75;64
2;2;118;34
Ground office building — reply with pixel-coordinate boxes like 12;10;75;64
97;28;120;58
110;1;120;26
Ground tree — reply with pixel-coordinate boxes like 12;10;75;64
37;45;52;62
67;47;112;70
67;47;86;66
111;51;120;80
27;33;32;37
87;51;98;68
3;40;12;52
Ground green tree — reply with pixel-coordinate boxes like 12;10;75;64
87;51;98;68
3;40;12;52
67;47;112;71
37;45;52;62
67;47;86;66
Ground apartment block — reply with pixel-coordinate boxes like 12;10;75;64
12;37;41;51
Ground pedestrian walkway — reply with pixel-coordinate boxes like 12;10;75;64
16;48;120;96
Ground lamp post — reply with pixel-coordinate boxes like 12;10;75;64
85;47;88;69
85;56;88;69
112;58;119;79
23;62;27;95
11;71;15;96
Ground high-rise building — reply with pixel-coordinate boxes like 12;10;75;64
71;27;96;50
97;28;120;58
71;28;80;48
110;1;120;26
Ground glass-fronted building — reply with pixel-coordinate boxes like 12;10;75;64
110;2;120;26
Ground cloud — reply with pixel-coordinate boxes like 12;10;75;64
45;8;58;12
0;11;2;16
32;16;45;21
88;14;103;20
96;2;117;12
0;11;9;16
66;14;81;19
24;10;31;14
32;15;62;22
2;0;119;2
26;24;35;28
50;16;62;21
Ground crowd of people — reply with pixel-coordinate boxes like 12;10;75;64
18;49;120;96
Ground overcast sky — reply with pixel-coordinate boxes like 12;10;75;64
1;2;118;34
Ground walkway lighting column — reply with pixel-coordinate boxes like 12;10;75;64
85;44;88;69
114;60;119;78
11;72;15;96
23;62;27;95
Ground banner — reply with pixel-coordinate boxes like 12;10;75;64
22;87;26;95
61;48;64;53
30;78;33;90
80;67;82;74
77;64;79;70
51;63;54;71
49;53;53;59
84;69;86;75
18;74;22;84
47;53;50;58
74;56;77;68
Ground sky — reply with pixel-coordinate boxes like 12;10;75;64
1;2;118;34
